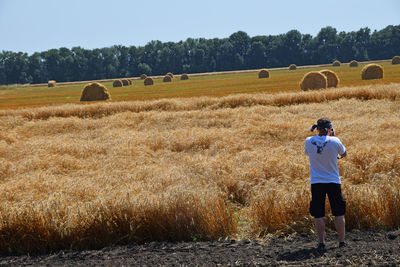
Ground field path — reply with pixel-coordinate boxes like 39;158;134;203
1;229;399;266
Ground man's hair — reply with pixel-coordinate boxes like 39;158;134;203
310;118;333;134
317;118;332;129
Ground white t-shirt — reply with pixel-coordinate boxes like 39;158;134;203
304;135;346;184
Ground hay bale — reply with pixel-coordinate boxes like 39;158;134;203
349;60;359;67
361;64;384;80
300;71;327;91
121;79;129;86
180;74;189;80
258;69;270;78
140;74;147;79
163;75;172;82
320;70;340;88
392;56;400;65
332;60;341;67
289;64;297;70
144;77;154;86
113;80;123;87
166;72;174;78
80;82;111;101
48;80;56;87
127;79;132;85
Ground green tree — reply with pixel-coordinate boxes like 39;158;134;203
229;31;250;69
370;25;400;60
137;63;152;75
315;26;339;63
247;41;266;68
71;47;89;81
282;30;303;65
1;25;400;85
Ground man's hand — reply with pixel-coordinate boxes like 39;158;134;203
338;151;347;159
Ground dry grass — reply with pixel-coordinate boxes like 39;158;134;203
121;79;129;86
349;60;359;67
48;80;56;87
0;83;399;120
80;82;111;101
320;70;340;88
144;77;154;86
392;56;400;65
113;80;123;87
0;83;399;254
163;75;172;82
258;69;270;78
362;64;384;80
300;71;327;91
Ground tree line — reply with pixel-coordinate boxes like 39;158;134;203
1;25;399;85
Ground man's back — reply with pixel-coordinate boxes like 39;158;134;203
305;135;346;184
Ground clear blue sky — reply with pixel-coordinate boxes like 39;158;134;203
1;0;399;55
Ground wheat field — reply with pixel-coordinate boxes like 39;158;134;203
0;83;399;254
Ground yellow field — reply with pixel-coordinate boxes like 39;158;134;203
0;82;399;254
0;61;399;110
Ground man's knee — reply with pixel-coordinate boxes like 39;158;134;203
331;198;346;216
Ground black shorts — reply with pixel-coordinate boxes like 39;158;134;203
310;183;346;218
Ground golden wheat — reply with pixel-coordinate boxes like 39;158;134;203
0;83;399;254
1;84;398;120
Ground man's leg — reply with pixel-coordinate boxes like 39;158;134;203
315;217;325;243
310;184;326;245
334;215;345;243
327;183;346;245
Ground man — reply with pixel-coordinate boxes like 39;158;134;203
304;118;347;250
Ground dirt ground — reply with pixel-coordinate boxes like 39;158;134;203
1;229;399;266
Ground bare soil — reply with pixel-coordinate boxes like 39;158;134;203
1;229;399;266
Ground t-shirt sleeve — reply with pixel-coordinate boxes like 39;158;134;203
335;138;346;155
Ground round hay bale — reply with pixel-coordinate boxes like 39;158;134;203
140;74;147;79
166;72;174;78
121;79;129;86
163;75;172;82
258;69;270;78
289;64;297;70
113;80;123;87
392;56;400;65
144;77;154;86
127;79;132;85
48;80;56;87
300;71;327;91
361;64;383;80
332;60;341;67
180;74;189;80
80;82;111;101
319;69;340;88
349;60;359;67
